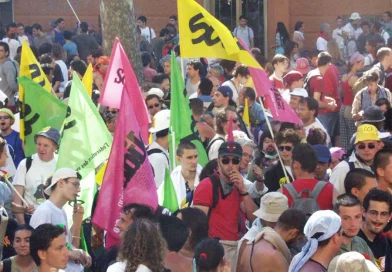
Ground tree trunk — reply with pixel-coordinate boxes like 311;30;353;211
100;0;144;84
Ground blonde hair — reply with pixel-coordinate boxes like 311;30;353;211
327;40;341;60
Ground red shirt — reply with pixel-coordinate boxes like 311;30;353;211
193;177;243;241
269;75;285;93
324;64;342;112
281;178;334;210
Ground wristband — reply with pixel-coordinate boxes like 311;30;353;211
239;191;249;196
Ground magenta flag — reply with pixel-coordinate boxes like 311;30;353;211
99;38;150;143
92;89;158;249
237;39;302;125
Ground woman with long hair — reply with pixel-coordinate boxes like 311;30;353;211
339;52;365;151
107;218;167;272
293;21;305;51
284;41;299;71
327;40;347;75
272;22;289;55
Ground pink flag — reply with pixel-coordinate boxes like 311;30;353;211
99;38;151;143
238;40;302;125
92;89;158;249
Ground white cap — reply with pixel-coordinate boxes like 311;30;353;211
147;88;164;99
328;252;380;272
225;130;250;142
149;109;170;133
349;12;361;20
291;88;308;98
44;168;79;196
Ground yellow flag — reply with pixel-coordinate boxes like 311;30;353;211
95;161;107;186
178;0;261;69
82;63;93;97
19;40;52;140
243;98;250;127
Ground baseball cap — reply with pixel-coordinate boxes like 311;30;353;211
312;144;331;163
34;127;60;146
328;252;380;272
0;108;15;120
44;168;80;196
216;86;233;100
283;71;303;86
149;109;170;133
349;12;361;20
355;124;380;144
290;88;308;98
361;106;385;123
253;192;288;222
147;88;164;99
218;142;243;158
296;58;310;75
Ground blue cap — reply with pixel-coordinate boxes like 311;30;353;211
217;86;233;100
312;144;331;163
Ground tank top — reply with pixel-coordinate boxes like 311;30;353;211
342;74;354;106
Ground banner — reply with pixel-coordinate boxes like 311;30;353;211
82;63;93;97
99;38;150;143
18;76;67;157
56;73;112;222
19;40;52;141
169;53;208;170
177;0;261;68
243;98;250;128
92;88;158;249
158;168;179;213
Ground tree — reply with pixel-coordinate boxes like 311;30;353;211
100;0;144;83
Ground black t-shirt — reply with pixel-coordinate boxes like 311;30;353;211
358;229;392;272
52;64;64;89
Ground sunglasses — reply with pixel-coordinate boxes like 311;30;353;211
221;157;241;165
278;145;292;152
148;103;160;109
357;143;376;150
0;116;10;120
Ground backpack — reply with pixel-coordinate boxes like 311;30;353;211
207;173;221;218
234;26;252;46
205;137;225;156
147;148;170;166
2;258;11;272
25;156;33;174
284;181;327;217
303;69;322;96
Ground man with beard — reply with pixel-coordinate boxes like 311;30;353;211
333;194;375;259
0;225;37;272
237;209;307;272
152;74;170;100
257;129;278;170
358;189;392;272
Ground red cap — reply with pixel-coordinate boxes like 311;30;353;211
283;71;303;87
296;58;310;75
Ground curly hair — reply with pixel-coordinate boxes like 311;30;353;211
306;127;327;145
275;128;301;146
119;218;166;272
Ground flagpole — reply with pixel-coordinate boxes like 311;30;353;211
258;97;289;182
171;126;176;169
66;0;81;24
4;178;30;207
180;58;185;81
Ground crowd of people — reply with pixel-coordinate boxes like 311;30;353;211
0;6;392;272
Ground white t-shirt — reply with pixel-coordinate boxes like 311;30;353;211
140;27;156;43
30;200;84;272
222;80;241;103
186;79;200;97
18;35;29;45
13;153;57;208
332;28;345;49
316;37;328;52
1;38;21;60
304;119;331;145
107;262;152;272
147;141;170;188
207;134;225;160
55;60;68;93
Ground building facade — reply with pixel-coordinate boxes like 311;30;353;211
4;0;392;58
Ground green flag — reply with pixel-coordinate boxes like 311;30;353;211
169;54;208;170
56;73;112;224
18;76;67;157
162;168;179;213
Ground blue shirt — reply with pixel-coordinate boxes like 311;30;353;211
54;30;65;46
250;102;266;126
63;42;79;61
3;130;24;168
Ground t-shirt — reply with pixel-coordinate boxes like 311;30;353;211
54;29;65;46
222;80;241;102
1;255;38;272
140;27;156;43
107;262;152;272
233;26;254;49
147;142;170;188
186;79;200;97
72;34;99;61
323;64;341;112
193;177;243;241
281;178;334;210
52;64;64;91
1;38;21;61
55;60;68;93
358;229;391;272
299;259;327;272
30;200;84;272
207;134;225;160
3;130;24;168
269;74;285;94
13;154;57;208
316;37;328;52
63;42;79;61
143;67;157;83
